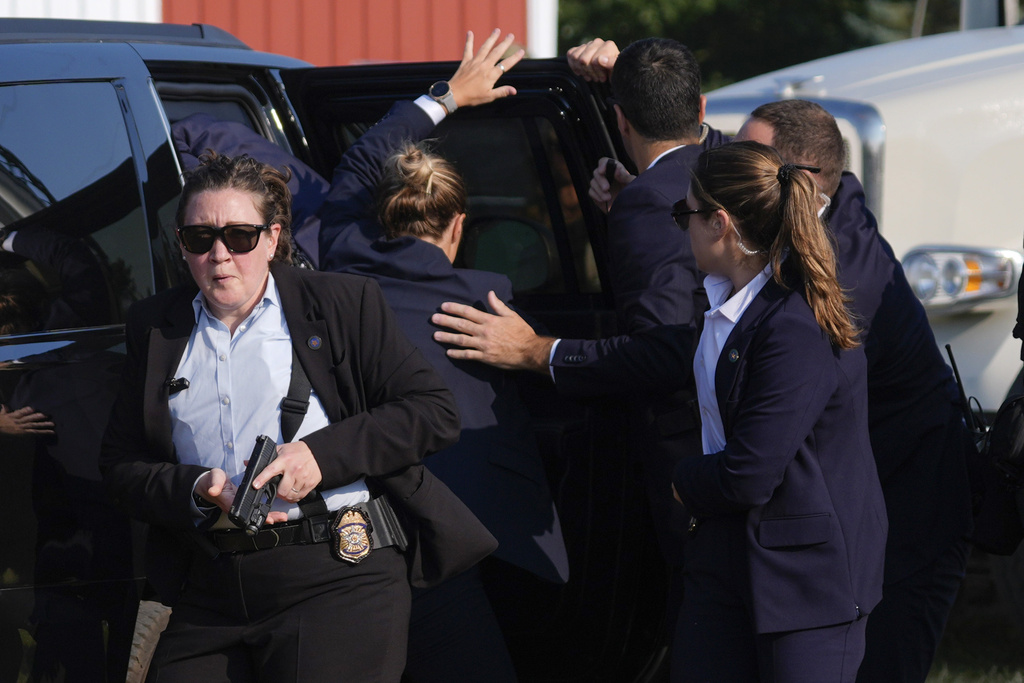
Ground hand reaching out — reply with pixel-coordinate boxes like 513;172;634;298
0;404;55;437
449;29;526;109
431;291;555;373
566;38;620;82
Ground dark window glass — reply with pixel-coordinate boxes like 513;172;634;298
436;115;599;295
319;106;600;297
0;82;152;336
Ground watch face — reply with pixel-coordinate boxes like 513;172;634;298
429;81;449;98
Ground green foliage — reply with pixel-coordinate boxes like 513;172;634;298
559;0;962;89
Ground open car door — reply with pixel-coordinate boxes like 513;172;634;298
279;60;671;682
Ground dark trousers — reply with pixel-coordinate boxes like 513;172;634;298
674;592;867;683
147;543;410;683
673;517;868;683
403;563;517;683
855;536;970;683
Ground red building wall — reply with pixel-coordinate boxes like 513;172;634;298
163;0;528;66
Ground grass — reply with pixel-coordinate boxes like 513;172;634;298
926;550;1024;683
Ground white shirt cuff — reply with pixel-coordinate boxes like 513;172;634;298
548;339;562;382
414;95;447;126
1;230;16;252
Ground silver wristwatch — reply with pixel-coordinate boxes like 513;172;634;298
428;80;457;115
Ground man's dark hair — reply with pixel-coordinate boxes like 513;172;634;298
748;100;846;196
610;38;702;142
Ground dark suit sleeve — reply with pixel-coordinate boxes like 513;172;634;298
673;308;837;516
551;325;696;396
546;149;706;398
99;302;210;530
318;100;437;272
606;180;703;333
300;276;461;487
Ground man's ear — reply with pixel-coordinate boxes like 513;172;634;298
698;94;707;124
614;103;630;138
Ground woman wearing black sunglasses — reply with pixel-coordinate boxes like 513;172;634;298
99;152;496;682
669;141;887;682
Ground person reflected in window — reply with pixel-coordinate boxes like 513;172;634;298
0;225;113;330
317;30;567;683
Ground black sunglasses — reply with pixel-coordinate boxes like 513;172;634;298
178;224;267;254
671;199;716;231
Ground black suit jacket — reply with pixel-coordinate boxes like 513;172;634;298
674;272;887;633
100;263;497;602
318;100;569;583
829;173;972;581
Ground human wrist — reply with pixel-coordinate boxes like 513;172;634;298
428;80;457;115
526;336;557;374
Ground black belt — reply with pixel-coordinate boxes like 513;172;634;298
210;495;407;555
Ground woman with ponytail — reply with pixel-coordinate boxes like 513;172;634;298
669;141;887;682
318;30;567;683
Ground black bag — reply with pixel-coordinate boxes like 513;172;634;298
970;393;1024;555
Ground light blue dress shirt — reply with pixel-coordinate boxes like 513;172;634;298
170;272;369;520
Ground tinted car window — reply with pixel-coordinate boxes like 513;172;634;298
310;105;600;298
0;81;152;335
438;115;599;295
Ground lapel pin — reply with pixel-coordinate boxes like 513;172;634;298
728;349;740;363
307;336;322;350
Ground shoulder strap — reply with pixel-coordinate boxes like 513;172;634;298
283;347;329;517
282;347;311;443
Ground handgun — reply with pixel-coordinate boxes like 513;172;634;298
228;435;281;535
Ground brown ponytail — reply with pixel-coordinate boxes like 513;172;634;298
376;142;467;241
690;141;859;349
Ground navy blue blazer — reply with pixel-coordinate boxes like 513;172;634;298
552;132;728;565
829;173;972;582
673;271;887;634
553;131;730;374
318;101;569;584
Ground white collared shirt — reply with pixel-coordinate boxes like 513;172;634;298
695;265;773;454
645;143;687;171
170;272;369;520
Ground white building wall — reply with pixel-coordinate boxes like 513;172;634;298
0;0;161;22
527;0;557;58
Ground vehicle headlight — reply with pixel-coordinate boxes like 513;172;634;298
902;247;1023;310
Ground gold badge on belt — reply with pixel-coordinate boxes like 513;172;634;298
330;507;372;563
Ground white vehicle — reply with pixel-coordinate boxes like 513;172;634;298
704;23;1024;415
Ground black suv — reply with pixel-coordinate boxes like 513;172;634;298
0;18;668;683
